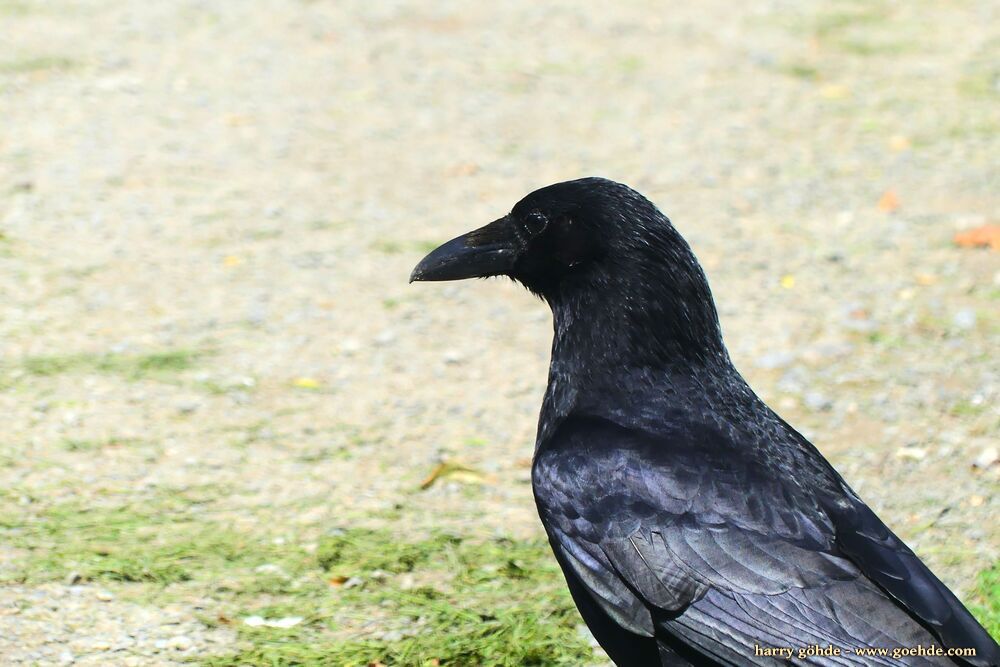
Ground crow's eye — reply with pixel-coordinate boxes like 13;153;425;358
521;211;549;236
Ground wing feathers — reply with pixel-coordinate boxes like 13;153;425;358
534;415;999;666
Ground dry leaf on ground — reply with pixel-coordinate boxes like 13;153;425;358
877;189;900;213
954;224;1000;251
420;460;492;489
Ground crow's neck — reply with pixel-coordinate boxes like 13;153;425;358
537;274;737;445
550;267;728;371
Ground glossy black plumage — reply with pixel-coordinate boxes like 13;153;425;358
411;178;999;666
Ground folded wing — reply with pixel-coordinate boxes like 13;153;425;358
534;415;998;666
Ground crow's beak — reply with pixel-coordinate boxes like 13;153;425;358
410;216;517;283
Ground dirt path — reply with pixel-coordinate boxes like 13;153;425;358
1;0;996;664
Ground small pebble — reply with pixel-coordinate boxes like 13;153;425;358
754;351;794;370
167;635;193;651
895;447;928;461
952;309;977;331
340;338;362;354
804;391;833;412
373;330;396;346
973;447;998;469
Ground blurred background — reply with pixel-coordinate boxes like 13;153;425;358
0;0;997;665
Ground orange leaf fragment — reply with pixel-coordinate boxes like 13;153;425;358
876;189;900;213
954;224;1000;251
888;135;911;152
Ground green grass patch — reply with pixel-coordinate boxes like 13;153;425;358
834;36;911;57
0;229;13;258
315;528;461;574
372;240;406;254
0;490;296;585
958;70;999;98
246;228;283;241
780;0;919;59
308;219;347;232
16;348;204;381
1;491;595;665
197;375;257;396
939;117;1000;142
617;56;643;74
0;0;30;15
0;55;76;74
971;561;999;639
61;436;145;452
948;399;989;418
811;2;888;40
205;528;595;666
778;62;820;80
958;39;999;98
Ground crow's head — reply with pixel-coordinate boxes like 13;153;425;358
411;177;703;298
411;178;611;295
411;177;726;363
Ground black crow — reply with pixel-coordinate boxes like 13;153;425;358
410;177;999;666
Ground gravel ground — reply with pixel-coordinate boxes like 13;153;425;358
0;0;997;664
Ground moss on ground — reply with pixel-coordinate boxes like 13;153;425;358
0;491;595;665
972;562;1000;639
204;529;593;666
0;55;76;73
18;349;203;379
0;488;290;586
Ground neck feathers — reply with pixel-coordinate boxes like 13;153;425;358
546;223;729;376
